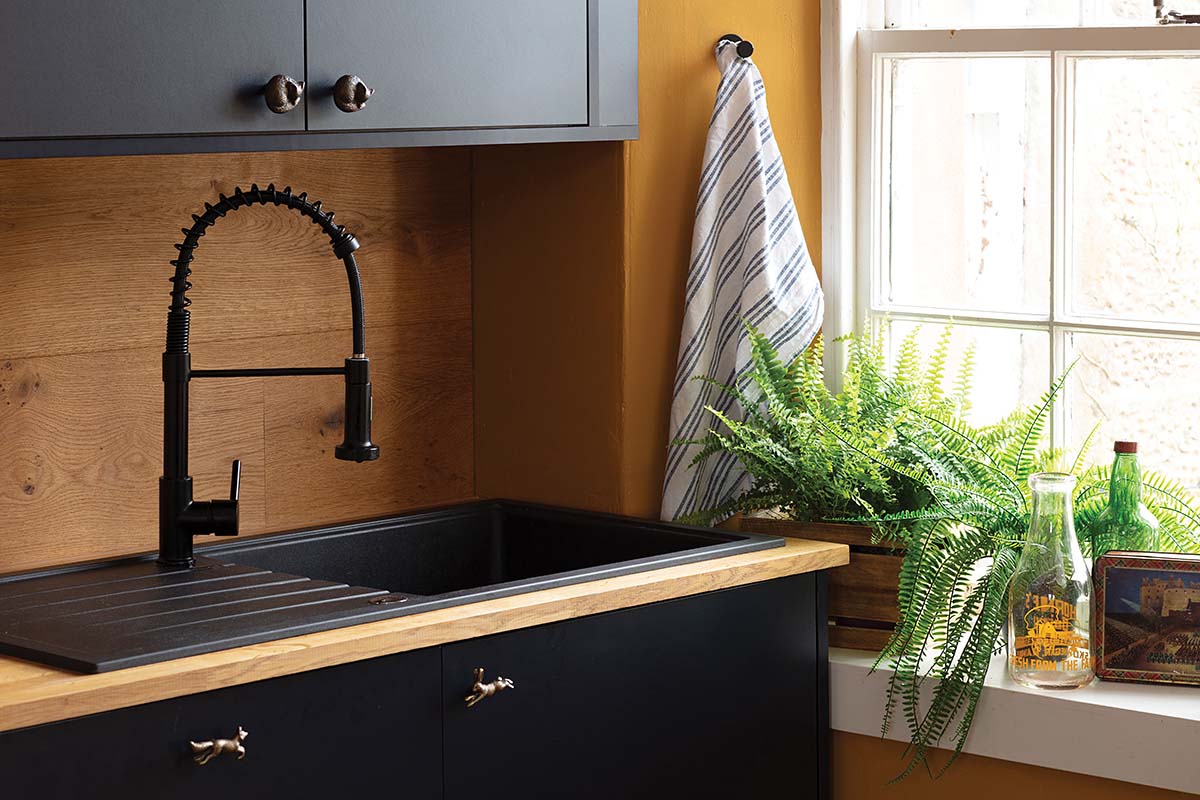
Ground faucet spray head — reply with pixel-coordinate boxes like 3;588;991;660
335;356;380;462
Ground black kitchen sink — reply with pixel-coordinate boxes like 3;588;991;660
0;501;781;673
208;501;771;598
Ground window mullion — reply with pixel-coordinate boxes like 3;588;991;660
1050;47;1069;454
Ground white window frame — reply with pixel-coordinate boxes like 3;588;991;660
821;6;1200;444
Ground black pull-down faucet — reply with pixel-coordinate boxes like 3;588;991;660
159;184;379;568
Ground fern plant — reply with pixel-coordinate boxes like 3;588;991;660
689;324;1200;780
681;325;971;526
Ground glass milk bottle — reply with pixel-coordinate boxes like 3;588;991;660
1008;473;1094;689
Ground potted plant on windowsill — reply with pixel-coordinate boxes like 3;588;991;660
682;327;968;650
683;323;1200;778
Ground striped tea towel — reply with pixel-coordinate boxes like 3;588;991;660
660;39;824;523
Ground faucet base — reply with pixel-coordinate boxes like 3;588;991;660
158;476;196;568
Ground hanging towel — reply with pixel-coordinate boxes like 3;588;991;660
661;39;824;523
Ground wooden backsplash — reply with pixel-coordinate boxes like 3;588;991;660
0;148;474;574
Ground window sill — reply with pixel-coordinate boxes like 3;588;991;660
830;647;1200;793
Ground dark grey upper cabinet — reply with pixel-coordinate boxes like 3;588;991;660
0;0;637;158
0;1;305;139
307;0;589;131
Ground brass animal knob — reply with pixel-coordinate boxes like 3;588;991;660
465;667;515;708
190;726;248;765
333;75;374;112
263;75;305;114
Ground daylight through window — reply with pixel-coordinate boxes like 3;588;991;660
854;6;1200;490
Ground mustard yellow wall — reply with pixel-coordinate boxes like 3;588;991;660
835;733;1192;799
472;0;823;514
619;0;823;518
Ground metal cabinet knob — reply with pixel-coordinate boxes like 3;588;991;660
263;74;305;114
333;74;374;112
465;667;515;708
189;726;248;765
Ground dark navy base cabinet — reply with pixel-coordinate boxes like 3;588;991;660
444;574;824;799
0;649;443;800
0;575;827;799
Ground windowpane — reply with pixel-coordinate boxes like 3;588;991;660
1069;57;1200;328
882;57;1050;315
865;25;1200;488
1088;0;1157;23
907;0;1080;27
887;320;1050;427
898;0;1164;27
1066;332;1200;490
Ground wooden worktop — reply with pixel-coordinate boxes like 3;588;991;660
0;538;847;733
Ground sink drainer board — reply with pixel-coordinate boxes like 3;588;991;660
0;501;782;673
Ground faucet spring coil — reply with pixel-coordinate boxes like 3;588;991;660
166;184;366;355
166;311;190;354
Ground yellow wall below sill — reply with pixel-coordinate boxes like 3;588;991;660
834;732;1196;799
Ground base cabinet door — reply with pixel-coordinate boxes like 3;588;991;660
441;575;824;800
0;649;442;800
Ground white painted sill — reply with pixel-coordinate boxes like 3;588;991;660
830;647;1200;795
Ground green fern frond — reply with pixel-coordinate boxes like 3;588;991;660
895;327;922;389
1070;422;1102;476
922;325;953;405
953;343;976;417
1002;361;1075;479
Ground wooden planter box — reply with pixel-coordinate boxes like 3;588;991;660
737;518;902;651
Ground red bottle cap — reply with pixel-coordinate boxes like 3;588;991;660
1114;441;1138;453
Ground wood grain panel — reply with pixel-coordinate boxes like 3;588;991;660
0;149;473;573
0;537;849;733
0;148;470;360
829;552;902;624
829;625;894;651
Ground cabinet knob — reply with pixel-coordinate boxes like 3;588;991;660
263;74;305;114
465;667;515;708
333;74;374;112
189;726;248;766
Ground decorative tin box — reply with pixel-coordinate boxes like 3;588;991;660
1094;551;1200;686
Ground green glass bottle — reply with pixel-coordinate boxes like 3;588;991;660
1089;441;1161;559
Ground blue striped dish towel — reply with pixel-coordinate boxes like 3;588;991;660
661;39;824;523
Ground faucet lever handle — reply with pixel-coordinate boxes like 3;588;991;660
202;460;241;538
229;459;242;502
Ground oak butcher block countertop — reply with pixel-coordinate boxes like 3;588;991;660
0;538;847;733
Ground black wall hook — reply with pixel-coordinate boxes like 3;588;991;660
719;33;754;59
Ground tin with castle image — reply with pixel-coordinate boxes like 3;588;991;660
1094;551;1200;686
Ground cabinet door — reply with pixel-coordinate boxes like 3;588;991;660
0;649;442;800
0;1;305;139
306;0;588;131
442;575;823;800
